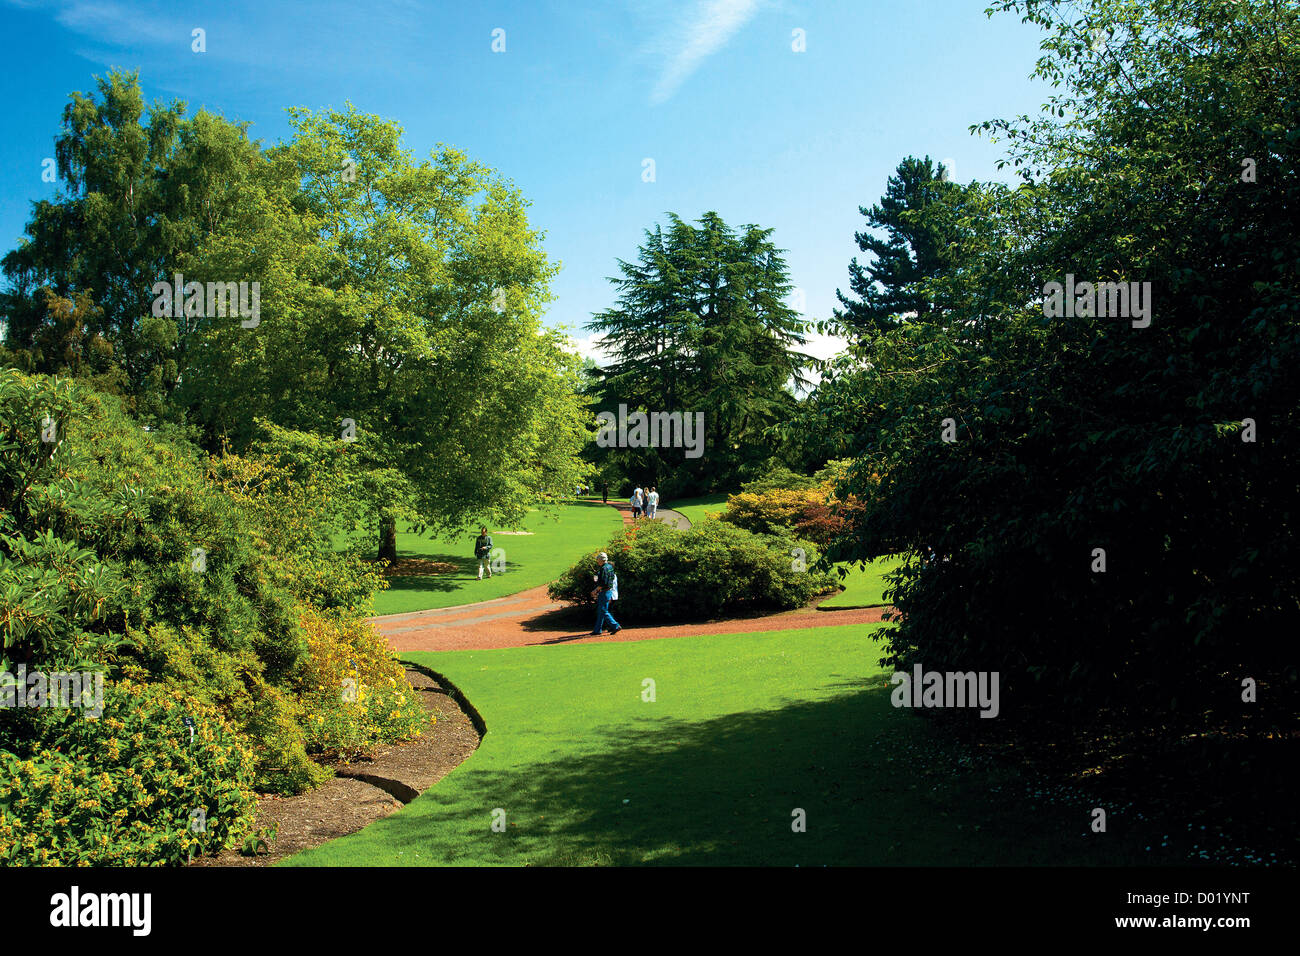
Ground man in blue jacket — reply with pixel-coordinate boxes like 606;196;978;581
590;552;623;636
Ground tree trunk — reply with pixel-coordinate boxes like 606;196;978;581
378;513;398;564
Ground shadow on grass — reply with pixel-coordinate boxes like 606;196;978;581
523;598;833;633
351;686;1163;867
381;554;545;597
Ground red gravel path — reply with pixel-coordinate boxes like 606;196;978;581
373;584;890;652
374;500;890;652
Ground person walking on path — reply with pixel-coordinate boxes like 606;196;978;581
602;481;608;504
647;487;659;519
474;526;494;579
590;551;622;635
630;486;643;519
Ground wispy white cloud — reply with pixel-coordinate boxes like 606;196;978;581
648;0;761;105
11;0;404;87
48;0;180;46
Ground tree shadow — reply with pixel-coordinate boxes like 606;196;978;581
381;553;483;595
382;552;547;597
357;686;1157;867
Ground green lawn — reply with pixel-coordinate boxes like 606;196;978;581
668;492;729;525
283;624;1157;866
820;556;906;609
356;501;624;616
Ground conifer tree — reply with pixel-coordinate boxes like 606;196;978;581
834;155;964;339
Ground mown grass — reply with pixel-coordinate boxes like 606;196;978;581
668;493;729;525
347;501;624;616
820;556;906;608
283;624;1162;866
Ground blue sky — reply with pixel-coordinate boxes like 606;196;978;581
0;0;1051;361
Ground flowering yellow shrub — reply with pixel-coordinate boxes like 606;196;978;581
721;485;834;546
0;680;256;866
295;609;428;761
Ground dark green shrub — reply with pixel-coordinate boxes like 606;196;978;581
549;519;835;622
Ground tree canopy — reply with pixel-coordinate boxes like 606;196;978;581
1;73;593;558
586;211;814;494
814;0;1299;724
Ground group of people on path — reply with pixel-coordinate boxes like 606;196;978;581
630;485;660;520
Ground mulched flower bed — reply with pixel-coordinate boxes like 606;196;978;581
191;667;480;867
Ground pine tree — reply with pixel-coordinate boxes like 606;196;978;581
834;156;963;339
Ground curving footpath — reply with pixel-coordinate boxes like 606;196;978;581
375;586;888;652
374;501;889;653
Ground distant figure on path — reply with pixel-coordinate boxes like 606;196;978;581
475;526;494;579
589;551;622;635
602;481;608;504
647;487;659;519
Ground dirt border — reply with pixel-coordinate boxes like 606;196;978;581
191;665;481;867
405;659;487;738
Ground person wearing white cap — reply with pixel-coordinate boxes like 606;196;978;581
589;551;623;635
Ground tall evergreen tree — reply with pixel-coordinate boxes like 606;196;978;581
588;212;812;492
834;156;965;339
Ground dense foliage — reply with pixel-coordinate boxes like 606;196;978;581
0;368;425;861
0;72;593;559
720;461;867;548
720;486;853;550
0;64;594;866
548;520;835;622
814;0;1300;725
